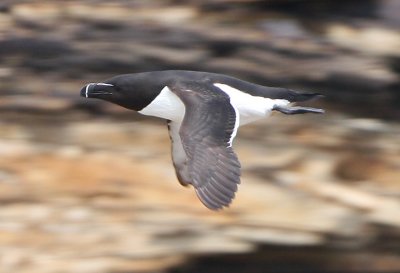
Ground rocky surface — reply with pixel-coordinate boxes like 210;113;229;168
1;112;400;273
0;0;399;273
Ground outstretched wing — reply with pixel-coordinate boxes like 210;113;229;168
169;81;241;210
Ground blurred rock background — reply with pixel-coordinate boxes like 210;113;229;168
0;0;399;272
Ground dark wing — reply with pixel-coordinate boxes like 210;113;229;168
170;81;241;210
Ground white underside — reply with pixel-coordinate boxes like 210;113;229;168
138;86;185;122
214;83;290;146
139;87;188;175
213;83;290;126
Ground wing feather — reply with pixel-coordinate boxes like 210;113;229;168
170;81;241;210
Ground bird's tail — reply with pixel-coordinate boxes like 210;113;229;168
273;105;325;115
274;92;325;115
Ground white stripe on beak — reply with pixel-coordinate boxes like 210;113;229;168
85;83;113;98
85;83;93;98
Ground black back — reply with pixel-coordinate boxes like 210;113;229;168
102;70;319;111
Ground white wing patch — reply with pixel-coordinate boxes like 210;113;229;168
214;83;290;126
139;86;185;122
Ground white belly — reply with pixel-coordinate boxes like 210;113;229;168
138;86;185;122
214;83;290;126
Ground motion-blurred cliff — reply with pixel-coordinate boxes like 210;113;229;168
0;1;399;272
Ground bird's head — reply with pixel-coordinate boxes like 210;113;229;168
80;74;162;111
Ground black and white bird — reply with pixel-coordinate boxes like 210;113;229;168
80;70;324;210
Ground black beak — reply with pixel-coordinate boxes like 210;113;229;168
80;83;114;98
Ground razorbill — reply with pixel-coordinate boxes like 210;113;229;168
80;70;324;210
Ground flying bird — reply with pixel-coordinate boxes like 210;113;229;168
80;70;324;210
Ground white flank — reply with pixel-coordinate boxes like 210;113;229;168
139;86;185;122
214;83;290;126
97;83;114;86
